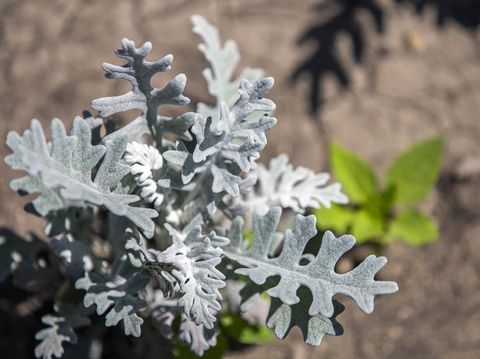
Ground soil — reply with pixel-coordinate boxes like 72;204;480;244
1;0;479;358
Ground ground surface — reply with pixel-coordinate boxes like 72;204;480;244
1;0;480;358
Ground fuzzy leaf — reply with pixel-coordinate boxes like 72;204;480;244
224;208;398;318
244;154;348;214
35;304;90;359
126;223;228;329
92;38;188;118
235;280;343;346
91;38;192;145
267;293;344;346
124;141;164;208
75;268;149;337
35;317;69;359
101;112;198;145
178;314;217;356
192;15;264;124
149;292;218;356
164;78;277;197
5;117;158;237
160;224;227;329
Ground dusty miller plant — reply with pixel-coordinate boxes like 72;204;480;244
2;15;398;358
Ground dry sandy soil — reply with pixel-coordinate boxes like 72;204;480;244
1;0;480;358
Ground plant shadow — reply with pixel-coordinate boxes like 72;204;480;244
395;0;480;29
290;0;384;117
291;0;480;119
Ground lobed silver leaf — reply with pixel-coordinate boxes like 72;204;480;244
163;78;277;198
5;117;157;237
91;38;191;144
178;314;217;356
126;223;228;330
243;154;349;214
35;304;90;359
75;269;149;337
224;207;398;318
192;15;264;125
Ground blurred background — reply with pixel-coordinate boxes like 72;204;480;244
1;0;479;358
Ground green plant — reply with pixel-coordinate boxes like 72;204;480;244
316;137;444;246
1;15;398;358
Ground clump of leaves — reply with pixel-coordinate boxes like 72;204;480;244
316;138;444;246
2;15;398;359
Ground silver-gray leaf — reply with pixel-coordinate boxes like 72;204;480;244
158;224;227;329
163;78;277;198
267;295;344;346
75;269;149;337
91;38;190;144
5;117;158;238
91;39;187;116
192;15;264;125
35;303;90;359
178;314;217;356
224;208;398;318
125;223;228;330
243;154;349;214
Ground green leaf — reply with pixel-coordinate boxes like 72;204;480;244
386;136;444;204
387;210;438;245
244;230;255;247
351;209;385;243
377;186;396;215
330;142;378;203
315;204;354;234
221;313;272;345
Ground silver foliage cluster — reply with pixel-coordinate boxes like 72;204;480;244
3;15;398;359
124;142;165;208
